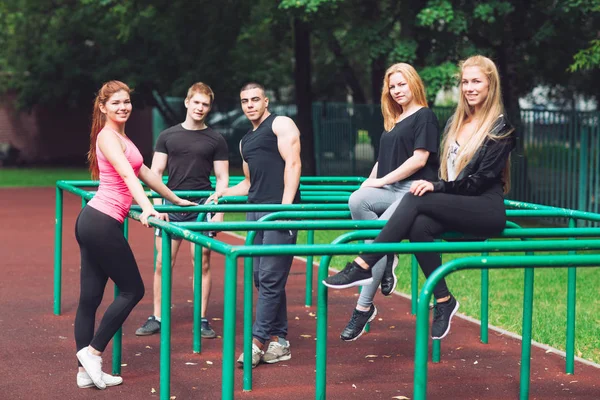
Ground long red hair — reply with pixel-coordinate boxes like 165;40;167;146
88;80;131;180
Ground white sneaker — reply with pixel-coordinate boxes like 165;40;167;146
262;340;291;364
76;347;106;390
77;371;123;388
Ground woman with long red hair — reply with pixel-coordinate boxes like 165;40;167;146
74;81;195;389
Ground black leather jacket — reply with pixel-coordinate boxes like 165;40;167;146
432;115;515;196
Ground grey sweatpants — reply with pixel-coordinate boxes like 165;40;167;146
348;182;413;308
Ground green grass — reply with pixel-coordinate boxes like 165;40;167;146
223;212;600;364
0;167;91;187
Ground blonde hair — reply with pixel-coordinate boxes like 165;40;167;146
88;80;131;180
439;55;513;193
380;63;428;131
186;82;214;105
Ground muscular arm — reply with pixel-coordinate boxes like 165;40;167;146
273;116;301;204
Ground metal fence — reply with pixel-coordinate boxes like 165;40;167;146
152;100;600;214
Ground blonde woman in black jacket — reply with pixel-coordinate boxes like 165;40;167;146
324;55;515;340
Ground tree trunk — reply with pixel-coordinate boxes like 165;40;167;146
293;18;316;175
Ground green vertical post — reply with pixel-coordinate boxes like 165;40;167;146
160;231;173;400
305;230;315;307
411;255;418;315
519;256;535;400
566;219;577;373
481;251;489;344
222;254;238;400
193;243;203;353
112;219;128;375
315;257;330;400
54;186;63;315
243;232;257;391
432;297;440;363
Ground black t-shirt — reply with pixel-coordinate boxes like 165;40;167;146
240;114;301;204
376;107;440;181
154;124;228;191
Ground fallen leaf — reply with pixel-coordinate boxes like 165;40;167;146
545;348;553;354
377;318;383;321
185;362;198;366
352;384;357;389
295;316;300;320
212;318;222;321
382;355;391;358
201;368;207;371
121;364;127;367
151;388;156;394
146;346;152;349
456;347;463;350
58;336;67;340
474;361;478;365
300;334;312;338
170;396;177;400
388;326;395;329
187;300;193;303
206;361;213;365
365;355;378;358
569;381;578;384
135;353;142;356
391;396;409;399
308;312;316;317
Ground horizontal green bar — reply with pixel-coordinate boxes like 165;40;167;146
227;239;600;257
136;204;351;213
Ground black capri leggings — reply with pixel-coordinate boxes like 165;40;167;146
360;184;506;299
74;206;145;353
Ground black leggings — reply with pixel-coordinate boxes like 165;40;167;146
74;206;145;353
360;184;506;299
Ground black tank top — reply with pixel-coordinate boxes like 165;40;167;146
240;113;301;204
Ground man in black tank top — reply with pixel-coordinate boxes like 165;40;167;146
207;83;301;367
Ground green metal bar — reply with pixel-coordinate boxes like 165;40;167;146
316;255;331;399
480;251;489;344
520;248;535;400
566;219;577;374
243;231;257;391
54;186;63;315
413;255;600;400
432;297;440;363
193;243;202;353
306;230;315;307
160;231;172;400
578;128;589;213
411;255;418;315
193;213;207;354
222;254;238;400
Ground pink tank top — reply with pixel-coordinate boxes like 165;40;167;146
88;128;144;223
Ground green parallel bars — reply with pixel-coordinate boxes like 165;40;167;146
53;186;63;315
222;254;238;400
520;249;535;400
160;231;173;400
566;218;577;374
413;255;600;400
480;250;489;344
193;243;203;353
411;255;418;315
305;229;315;307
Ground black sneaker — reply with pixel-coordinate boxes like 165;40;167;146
201;319;217;339
431;295;460;339
322;262;373;289
340;304;378;341
380;254;398;296
135;316;161;336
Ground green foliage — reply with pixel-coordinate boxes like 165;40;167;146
569;40;600;71
279;0;343;13
419;62;458;104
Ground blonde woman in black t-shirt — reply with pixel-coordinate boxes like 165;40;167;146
338;63;440;342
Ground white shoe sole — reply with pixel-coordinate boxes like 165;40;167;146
78;375;123;389
322;277;373;289
341;306;378;342
263;353;292;364
432;300;460;340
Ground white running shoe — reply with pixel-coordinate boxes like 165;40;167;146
76;347;106;390
77;371;123;388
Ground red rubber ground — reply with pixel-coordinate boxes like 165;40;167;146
1;188;598;399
